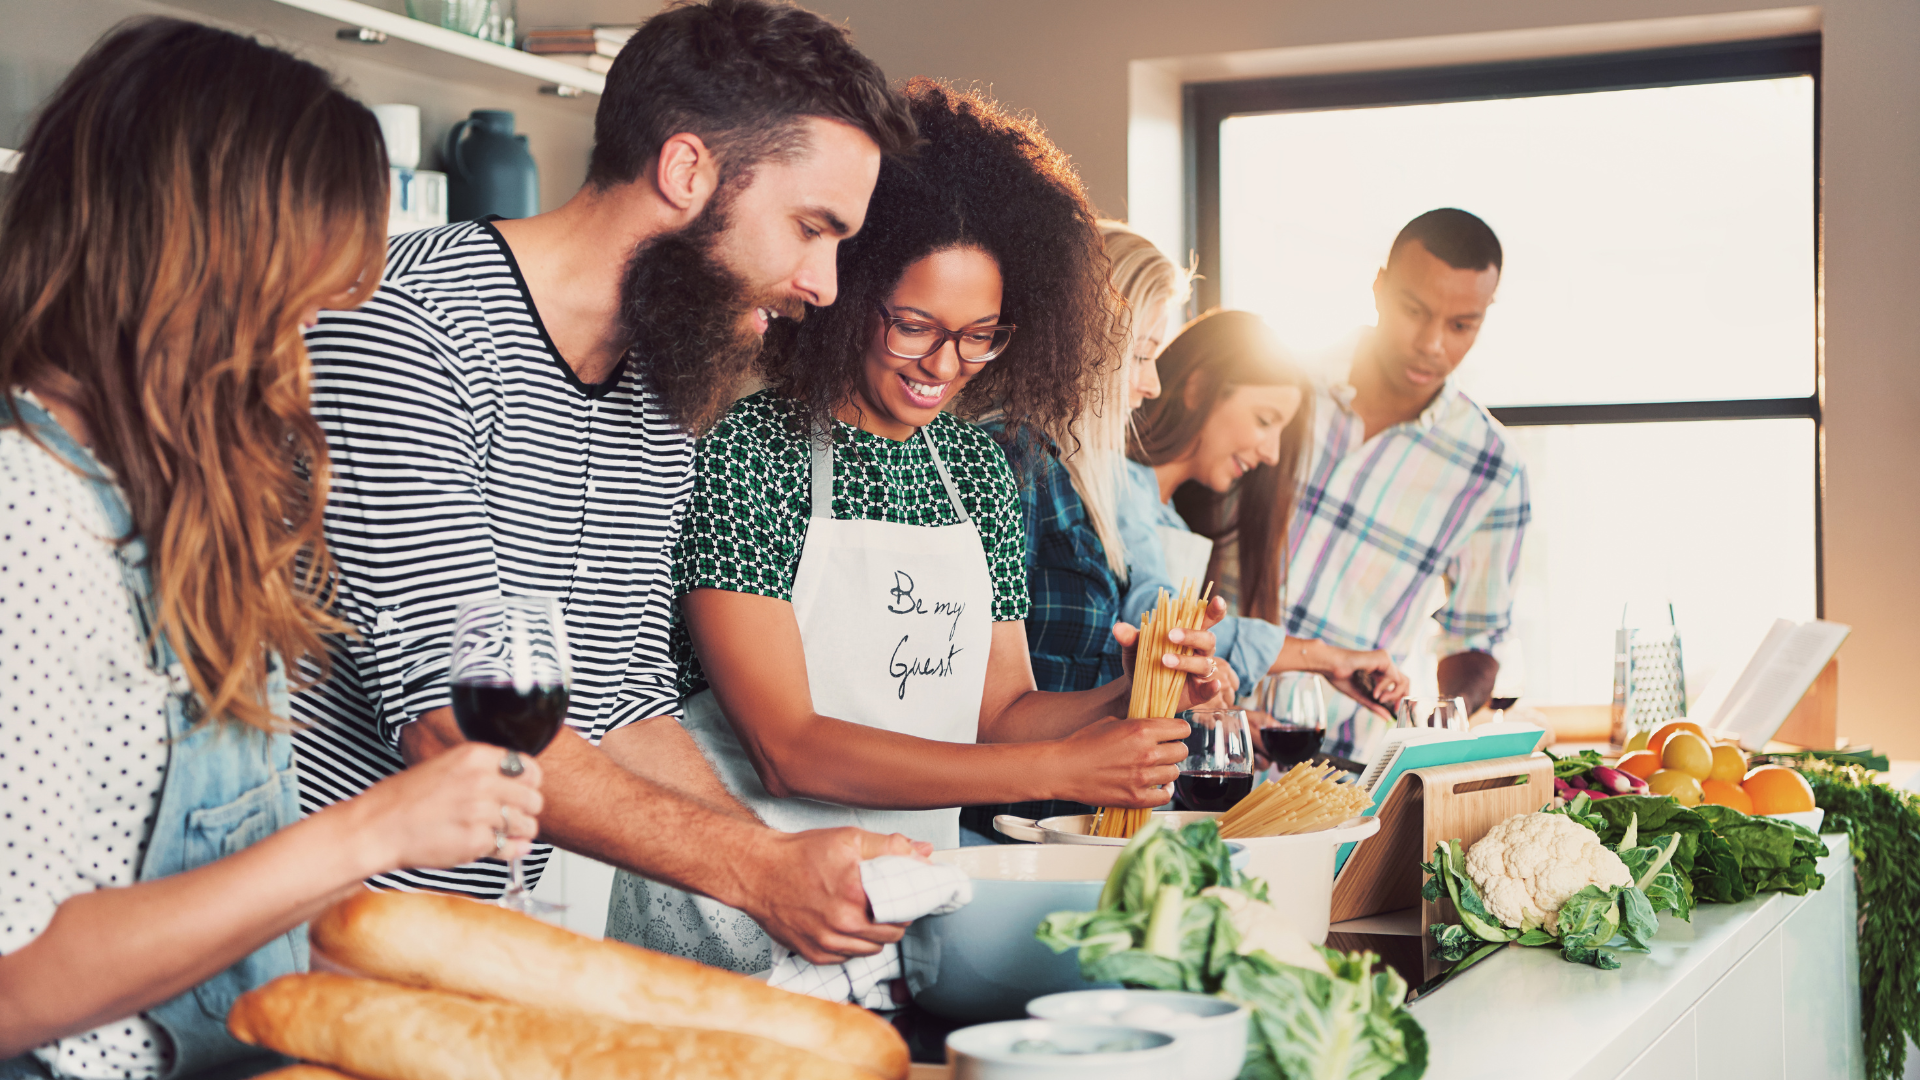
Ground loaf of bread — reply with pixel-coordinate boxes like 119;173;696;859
253;1066;364;1080
309;891;908;1080
229;973;877;1080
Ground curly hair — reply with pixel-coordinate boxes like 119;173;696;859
760;78;1117;441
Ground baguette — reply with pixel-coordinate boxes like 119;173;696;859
310;891;907;1080
255;1068;364;1080
228;973;875;1080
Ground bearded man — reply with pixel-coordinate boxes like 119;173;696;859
293;0;921;965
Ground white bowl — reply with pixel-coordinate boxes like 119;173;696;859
1767;807;1826;832
1026;990;1248;1080
947;1020;1177;1080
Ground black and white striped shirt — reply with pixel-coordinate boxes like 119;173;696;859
292;220;693;896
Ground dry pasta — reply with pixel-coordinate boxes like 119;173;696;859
1090;581;1211;840
1216;761;1370;838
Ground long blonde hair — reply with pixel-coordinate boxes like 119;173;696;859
0;19;389;730
1055;222;1191;578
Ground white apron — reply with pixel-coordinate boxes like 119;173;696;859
605;426;995;970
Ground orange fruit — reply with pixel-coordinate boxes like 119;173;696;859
1661;732;1714;780
1647;768;1704;807
1700;779;1754;814
1647;720;1708;759
1617;749;1662;780
1709;744;1747;784
1742;765;1816;815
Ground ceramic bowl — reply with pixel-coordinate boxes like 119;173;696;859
909;844;1251;1022
1026;989;1249;1080
947;1020;1177;1080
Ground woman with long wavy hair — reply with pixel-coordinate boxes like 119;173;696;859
607;80;1229;972
1121;310;1408;730
0;20;542;1078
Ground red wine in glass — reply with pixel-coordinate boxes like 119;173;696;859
1175;770;1254;812
1488;697;1520;712
448;596;572;914
1261;724;1325;771
451;682;570;755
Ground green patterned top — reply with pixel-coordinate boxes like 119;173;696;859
672;390;1029;694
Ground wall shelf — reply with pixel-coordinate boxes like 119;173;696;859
157;0;604;109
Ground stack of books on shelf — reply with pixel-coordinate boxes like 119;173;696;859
521;26;637;74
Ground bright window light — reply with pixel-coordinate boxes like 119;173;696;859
1218;76;1817;706
1220;77;1815;406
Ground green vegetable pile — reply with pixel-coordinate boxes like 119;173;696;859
1793;760;1920;1080
1575;794;1826;903
1421;795;1685;971
1035;819;1427;1080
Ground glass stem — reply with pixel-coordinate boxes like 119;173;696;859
505;853;528;904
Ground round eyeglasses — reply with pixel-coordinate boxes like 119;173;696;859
877;304;1017;363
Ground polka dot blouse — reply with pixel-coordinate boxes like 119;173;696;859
1;413;173;1079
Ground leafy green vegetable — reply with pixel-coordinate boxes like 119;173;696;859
1576;795;1824;902
1223;951;1414;1080
1420;796;1682;970
1036;819;1423;1080
1797;760;1920;1080
1547;748;1605;779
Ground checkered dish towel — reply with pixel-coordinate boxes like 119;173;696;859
767;855;972;1008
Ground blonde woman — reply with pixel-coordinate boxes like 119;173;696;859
957;222;1190;841
0;21;541;1078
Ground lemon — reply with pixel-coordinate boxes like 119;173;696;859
1661;731;1715;780
1647;768;1704;807
1709;743;1747;785
1625;730;1651;753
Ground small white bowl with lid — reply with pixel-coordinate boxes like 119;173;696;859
1026;989;1249;1080
946;1019;1177;1080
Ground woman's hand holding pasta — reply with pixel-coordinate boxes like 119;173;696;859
1111;592;1232;713
1051;715;1190;808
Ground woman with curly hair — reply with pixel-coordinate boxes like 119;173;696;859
608;80;1228;974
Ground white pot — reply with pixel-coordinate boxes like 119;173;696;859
1225;816;1381;944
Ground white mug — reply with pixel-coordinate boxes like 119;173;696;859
371;103;421;170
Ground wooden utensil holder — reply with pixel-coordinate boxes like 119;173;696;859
1329;753;1554;927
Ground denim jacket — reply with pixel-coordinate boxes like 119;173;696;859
1;396;303;1080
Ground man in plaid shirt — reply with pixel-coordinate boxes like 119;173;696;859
1287;209;1531;759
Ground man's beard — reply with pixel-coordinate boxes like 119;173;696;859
616;201;800;435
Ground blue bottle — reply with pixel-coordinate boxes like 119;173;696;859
445;109;539;221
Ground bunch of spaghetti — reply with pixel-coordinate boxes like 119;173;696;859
1089;581;1211;840
1217;761;1370;838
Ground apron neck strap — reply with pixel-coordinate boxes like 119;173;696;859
919;425;971;525
807;424;972;525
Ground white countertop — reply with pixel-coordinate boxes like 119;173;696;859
1407;836;1857;1080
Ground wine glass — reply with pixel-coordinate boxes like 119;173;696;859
449;596;572;914
1175;709;1255;813
1251;673;1327;774
1396;696;1468;732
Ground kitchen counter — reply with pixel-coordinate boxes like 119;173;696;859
1407;836;1859;1080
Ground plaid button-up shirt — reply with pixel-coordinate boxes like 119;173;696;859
1288;376;1531;758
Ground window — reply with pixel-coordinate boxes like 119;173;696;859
1190;38;1820;707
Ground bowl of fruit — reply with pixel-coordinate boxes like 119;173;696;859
1555;721;1822;827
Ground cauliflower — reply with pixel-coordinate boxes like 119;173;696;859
1464;811;1632;933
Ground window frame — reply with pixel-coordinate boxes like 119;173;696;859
1183;34;1825;610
